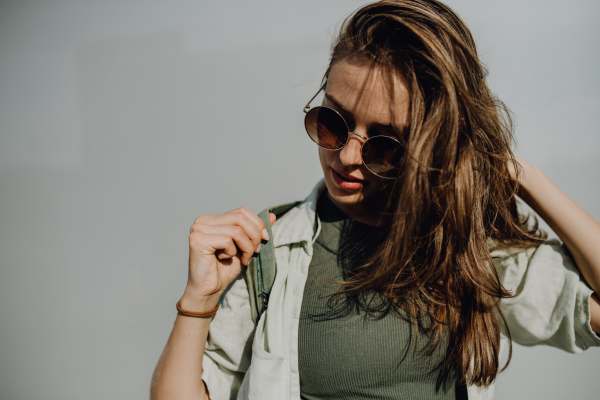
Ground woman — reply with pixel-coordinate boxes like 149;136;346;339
151;1;600;399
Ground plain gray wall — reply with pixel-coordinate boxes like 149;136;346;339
0;0;598;399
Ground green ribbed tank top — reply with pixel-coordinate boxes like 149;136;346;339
298;191;465;400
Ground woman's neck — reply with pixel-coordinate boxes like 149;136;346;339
325;191;388;227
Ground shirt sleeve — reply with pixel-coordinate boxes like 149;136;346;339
491;238;600;352
202;272;256;400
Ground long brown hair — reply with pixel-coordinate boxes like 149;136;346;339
323;0;546;387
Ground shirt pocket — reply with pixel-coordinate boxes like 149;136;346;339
237;313;289;400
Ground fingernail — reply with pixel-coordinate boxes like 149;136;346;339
256;244;261;253
262;229;269;241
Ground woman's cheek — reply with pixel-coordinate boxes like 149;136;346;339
318;147;333;173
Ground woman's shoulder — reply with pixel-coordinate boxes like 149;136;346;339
487;236;563;259
265;180;327;245
487;237;581;289
487;237;577;278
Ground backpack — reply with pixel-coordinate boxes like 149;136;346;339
245;201;301;325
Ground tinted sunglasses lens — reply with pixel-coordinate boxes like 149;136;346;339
362;136;404;178
304;107;348;150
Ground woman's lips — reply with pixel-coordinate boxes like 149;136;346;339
331;168;365;190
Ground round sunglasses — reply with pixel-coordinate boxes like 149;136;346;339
303;84;404;179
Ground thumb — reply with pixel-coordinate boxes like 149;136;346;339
269;212;276;226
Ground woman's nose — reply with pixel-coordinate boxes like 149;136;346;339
339;136;364;166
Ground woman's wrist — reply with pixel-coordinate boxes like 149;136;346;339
179;286;222;313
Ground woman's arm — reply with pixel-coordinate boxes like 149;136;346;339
151;296;218;400
510;157;600;333
150;208;273;400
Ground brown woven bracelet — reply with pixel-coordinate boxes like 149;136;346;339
176;300;219;318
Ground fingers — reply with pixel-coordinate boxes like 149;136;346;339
192;224;257;265
191;207;273;267
269;212;276;227
195;207;268;243
237;207;270;239
189;231;238;260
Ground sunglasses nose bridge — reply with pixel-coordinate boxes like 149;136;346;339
304;104;399;179
348;131;368;142
338;133;365;167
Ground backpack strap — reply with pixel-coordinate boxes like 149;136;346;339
246;200;301;325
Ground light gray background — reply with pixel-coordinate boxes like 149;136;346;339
0;0;598;399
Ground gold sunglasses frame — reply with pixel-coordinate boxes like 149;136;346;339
303;83;402;180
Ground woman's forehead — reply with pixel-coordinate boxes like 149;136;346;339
326;57;410;127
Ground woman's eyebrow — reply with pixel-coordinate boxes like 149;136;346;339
324;93;352;116
325;93;397;134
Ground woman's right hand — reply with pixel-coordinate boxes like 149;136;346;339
180;207;276;310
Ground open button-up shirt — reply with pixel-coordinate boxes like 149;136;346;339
201;179;600;400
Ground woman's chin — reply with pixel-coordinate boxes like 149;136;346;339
325;179;366;205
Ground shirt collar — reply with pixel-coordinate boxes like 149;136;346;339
272;179;326;249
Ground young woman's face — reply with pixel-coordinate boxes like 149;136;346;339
319;56;410;224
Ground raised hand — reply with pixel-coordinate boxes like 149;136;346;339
180;207;276;311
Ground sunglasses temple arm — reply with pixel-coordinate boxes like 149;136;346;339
303;82;327;114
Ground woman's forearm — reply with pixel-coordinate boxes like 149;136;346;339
514;160;600;333
151;205;271;398
515;159;600;294
150;293;219;400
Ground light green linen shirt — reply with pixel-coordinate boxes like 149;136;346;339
201;179;600;400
